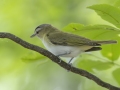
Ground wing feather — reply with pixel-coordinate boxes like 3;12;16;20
47;31;100;46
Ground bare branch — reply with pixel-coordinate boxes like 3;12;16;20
0;32;119;90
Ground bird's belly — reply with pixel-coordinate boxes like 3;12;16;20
49;45;82;57
42;39;82;57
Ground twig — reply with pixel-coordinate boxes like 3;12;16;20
0;32;119;90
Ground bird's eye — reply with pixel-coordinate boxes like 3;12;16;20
36;31;39;34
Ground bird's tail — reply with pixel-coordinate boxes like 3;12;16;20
95;40;117;45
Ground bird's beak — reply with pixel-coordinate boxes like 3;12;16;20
30;33;36;38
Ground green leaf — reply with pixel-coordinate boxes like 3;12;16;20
114;0;120;8
112;68;120;85
63;23;84;33
88;4;120;28
21;52;47;63
101;36;120;60
63;23;119;39
63;23;120;61
77;59;113;72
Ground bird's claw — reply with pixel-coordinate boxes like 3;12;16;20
67;63;72;72
58;59;61;63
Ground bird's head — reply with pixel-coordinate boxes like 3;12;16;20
31;24;52;38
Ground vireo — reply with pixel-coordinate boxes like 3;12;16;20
31;24;117;64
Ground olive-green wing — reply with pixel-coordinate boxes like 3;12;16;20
47;31;100;46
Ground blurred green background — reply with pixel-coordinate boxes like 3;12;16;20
0;0;119;90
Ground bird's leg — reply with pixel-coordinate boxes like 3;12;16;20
68;57;74;68
68;57;74;64
67;57;74;72
57;54;74;71
57;52;71;63
56;56;62;63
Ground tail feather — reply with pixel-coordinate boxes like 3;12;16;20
95;40;117;45
85;47;102;52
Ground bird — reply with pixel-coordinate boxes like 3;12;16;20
31;24;117;64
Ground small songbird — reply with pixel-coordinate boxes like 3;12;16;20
31;24;117;64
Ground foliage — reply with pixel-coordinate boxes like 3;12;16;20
0;0;120;90
63;3;120;87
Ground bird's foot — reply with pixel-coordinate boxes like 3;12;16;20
67;63;73;72
58;59;62;63
56;56;62;63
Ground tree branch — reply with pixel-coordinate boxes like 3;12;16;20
0;32;119;90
